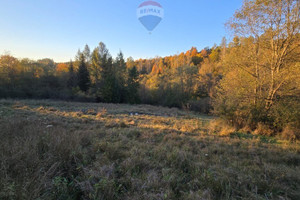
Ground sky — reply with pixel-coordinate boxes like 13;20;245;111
0;0;243;62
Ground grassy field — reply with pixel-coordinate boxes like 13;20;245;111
0;99;299;200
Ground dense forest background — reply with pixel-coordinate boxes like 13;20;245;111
1;0;299;138
0;43;223;110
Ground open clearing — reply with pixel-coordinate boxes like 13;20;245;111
0;100;299;200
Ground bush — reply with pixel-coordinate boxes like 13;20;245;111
280;126;299;141
253;122;274;136
208;119;236;136
185;98;211;113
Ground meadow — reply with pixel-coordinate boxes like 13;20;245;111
0;99;299;200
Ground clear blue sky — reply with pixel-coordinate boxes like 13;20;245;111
0;0;243;62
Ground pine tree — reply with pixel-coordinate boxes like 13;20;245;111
83;44;91;64
93;43;126;103
113;51;126;102
100;57;115;102
77;54;90;92
75;49;82;61
126;66;140;104
90;47;101;85
92;42;114;102
67;60;76;88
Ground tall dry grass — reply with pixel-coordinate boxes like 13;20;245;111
0;99;299;199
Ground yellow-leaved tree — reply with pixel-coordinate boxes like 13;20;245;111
214;0;300;137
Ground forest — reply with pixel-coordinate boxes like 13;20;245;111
0;0;299;139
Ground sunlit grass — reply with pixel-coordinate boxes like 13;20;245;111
0;99;299;199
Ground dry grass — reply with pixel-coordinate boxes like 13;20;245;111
0;99;299;200
280;126;299;141
207;119;236;136
254;122;274;137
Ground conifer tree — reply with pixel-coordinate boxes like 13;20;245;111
126;66;140;104
77;54;90;92
83;44;91;64
67;60;76;88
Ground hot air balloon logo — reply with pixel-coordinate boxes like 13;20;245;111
137;1;164;33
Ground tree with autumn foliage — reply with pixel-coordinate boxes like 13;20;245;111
214;0;300;138
56;63;68;75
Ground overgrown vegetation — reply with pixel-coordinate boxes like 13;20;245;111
1;1;299;200
1;0;299;138
0;100;299;199
213;0;300;139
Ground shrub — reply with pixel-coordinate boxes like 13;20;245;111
185;97;211;113
208;119;236;136
280;126;299;141
253;123;274;136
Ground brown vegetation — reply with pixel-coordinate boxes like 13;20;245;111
0;100;299;200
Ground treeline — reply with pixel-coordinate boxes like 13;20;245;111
0;0;299;138
134;46;222;112
0;43;221;110
0;43;140;104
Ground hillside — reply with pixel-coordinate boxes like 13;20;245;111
0;100;299;199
